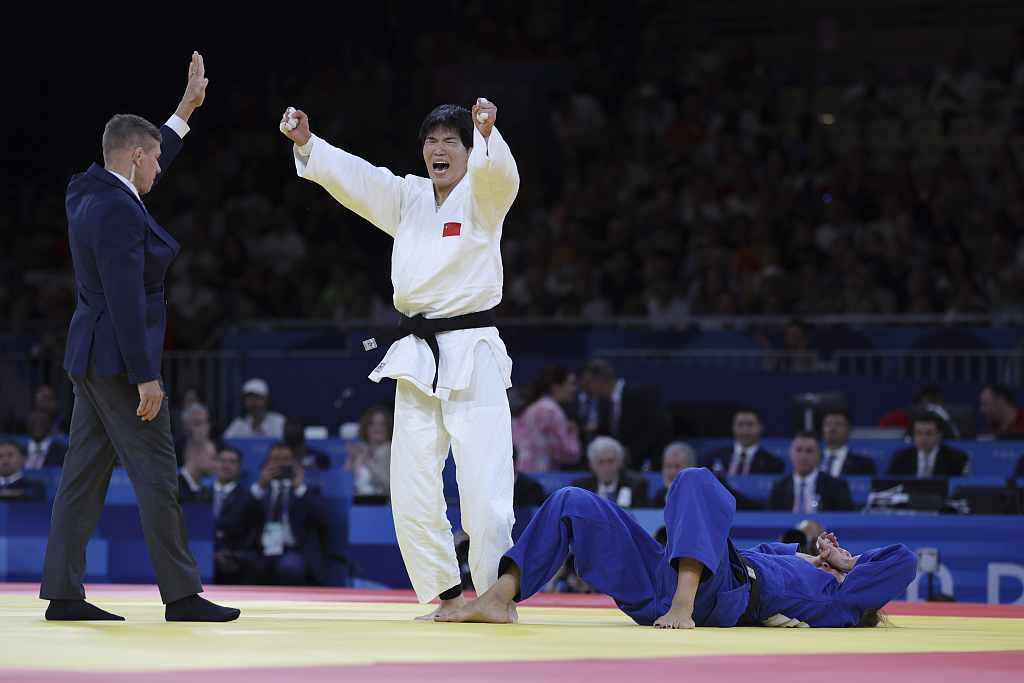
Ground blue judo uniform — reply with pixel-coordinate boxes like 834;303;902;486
503;468;918;627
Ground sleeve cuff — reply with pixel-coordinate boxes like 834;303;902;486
164;115;190;140
294;483;308;498
297;135;316;157
250;482;267;500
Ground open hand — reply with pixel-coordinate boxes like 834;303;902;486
174;52;208;122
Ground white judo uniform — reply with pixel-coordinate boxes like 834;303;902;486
293;126;519;602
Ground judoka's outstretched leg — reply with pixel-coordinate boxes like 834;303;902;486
439;486;672;624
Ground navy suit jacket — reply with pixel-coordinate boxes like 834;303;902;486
64;125;182;383
834;451;877;476
705;445;786;474
767;472;855;512
242;484;330;585
886;445;971;476
214;483;253;552
571;469;650;508
0;476;47;501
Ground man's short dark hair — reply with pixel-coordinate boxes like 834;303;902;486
418;105;473;150
985;384;1017;406
734;407;762;423
218;446;242;462
823;410;851;424
913;384;944;405
910;411;945;432
267;442;294;459
793;430;820;443
0;439;26;456
102;114;162;165
579;358;618;381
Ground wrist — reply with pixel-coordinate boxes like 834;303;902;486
174;103;195;123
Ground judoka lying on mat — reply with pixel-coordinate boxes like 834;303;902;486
439;467;917;628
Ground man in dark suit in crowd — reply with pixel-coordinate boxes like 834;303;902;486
705;408;785;475
571;436;649;508
820;410;876;476
0;441;47;501
177;439;215;504
887;412;971;477
33;385;69;436
241;443;330;585
24;410;68;469
39;53;237;623
512;447;547;507
212;447;255;584
577;359;672;470
284;416;331;470
768;431;854;512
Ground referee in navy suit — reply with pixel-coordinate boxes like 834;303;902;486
39;53;237;623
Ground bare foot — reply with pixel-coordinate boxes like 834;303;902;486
435;592;512;624
653;605;695;629
415;595;467;621
508;603;519;624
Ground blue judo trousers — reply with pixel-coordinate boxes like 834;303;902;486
502;468;918;627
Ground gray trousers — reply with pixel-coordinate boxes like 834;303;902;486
39;351;202;603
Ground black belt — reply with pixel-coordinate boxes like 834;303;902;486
728;539;761;627
359;308;497;393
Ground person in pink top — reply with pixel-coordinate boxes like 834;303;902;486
512;366;582;472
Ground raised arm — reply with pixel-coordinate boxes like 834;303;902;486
174;52;208;124
467;98;520;230
280;108;405;237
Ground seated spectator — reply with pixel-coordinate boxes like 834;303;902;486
887;412;971;477
213;446;254;584
174;402;219;467
284;416;331;470
33;384;68;435
767;431;854;512
0;440;46;501
651;441;697;507
178;439;216;504
344;405;392;501
820;410;876;476
979;384;1024;433
705;408;785;475
243;443;329;585
877;384;945;433
578;359;671;470
777;519;827;555
571;436;648;508
512;365;582;472
24;409;67;469
223;378;286;438
512;447;547;508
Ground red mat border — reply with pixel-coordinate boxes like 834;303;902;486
3;651;1023;683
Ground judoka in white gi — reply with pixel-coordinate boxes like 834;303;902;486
280;99;519;618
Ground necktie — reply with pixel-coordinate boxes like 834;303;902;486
793;481;806;513
269;486;286;522
214;489;224;518
822;453;833;474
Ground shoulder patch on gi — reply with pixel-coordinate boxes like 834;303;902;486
375;361;386;373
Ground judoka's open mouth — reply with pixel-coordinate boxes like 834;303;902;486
432;160;450;175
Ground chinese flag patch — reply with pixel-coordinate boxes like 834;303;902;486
443;222;461;237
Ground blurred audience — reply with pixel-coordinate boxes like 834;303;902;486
178;438;216;504
705;408;785;474
512;447;547;508
223;378;286;438
24;409;67;469
213;446;254;584
820;410;876;476
571;436;649;508
174;402;218;467
0;440;45;501
512;364;582;472
887;412;971;477
877;384;945;432
577;359;672;470
651;441;697;507
979;384;1024;433
284;416;331;470
767;431;854;512
344;405;393;501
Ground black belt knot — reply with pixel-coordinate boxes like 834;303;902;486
360;307;497;393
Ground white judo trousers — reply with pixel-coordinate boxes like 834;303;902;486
390;341;515;603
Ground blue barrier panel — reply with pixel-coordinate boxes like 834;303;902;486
0;502;213;585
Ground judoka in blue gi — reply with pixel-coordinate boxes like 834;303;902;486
438;467;918;628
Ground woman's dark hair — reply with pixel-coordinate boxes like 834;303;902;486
516;365;573;416
418;105;474;149
855;608;895;628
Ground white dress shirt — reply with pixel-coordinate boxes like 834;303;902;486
0;471;25;487
213;479;238;518
791;470;819;513
916;446;940;477
26;437;53;470
179;467;203;493
596;476;620;501
729;443;761;475
821;444;849;478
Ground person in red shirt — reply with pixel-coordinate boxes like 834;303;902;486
979;384;1024;433
876;384;945;431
